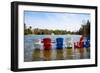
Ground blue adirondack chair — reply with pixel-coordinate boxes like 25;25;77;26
84;36;90;48
56;38;64;49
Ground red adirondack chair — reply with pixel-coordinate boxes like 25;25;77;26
74;36;84;49
41;38;52;50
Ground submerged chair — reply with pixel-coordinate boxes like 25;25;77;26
56;37;64;49
74;36;84;48
41;38;52;60
84;36;90;48
41;38;52;50
33;38;41;49
74;36;85;59
32;38;42;61
66;37;72;49
56;37;64;60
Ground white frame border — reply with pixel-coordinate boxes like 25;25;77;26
18;5;96;69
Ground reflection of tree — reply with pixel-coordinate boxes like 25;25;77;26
24;20;90;36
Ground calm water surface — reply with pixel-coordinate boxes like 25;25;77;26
24;35;90;62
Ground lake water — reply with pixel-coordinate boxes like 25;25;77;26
24;35;90;62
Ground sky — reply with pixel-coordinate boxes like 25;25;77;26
24;11;90;32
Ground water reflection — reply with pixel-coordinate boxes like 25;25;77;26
66;48;73;59
31;47;90;61
56;49;64;60
24;35;90;62
43;50;52;61
32;49;41;61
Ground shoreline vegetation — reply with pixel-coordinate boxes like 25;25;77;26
24;20;90;36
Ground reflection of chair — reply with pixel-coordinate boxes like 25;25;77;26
42;38;52;50
56;38;64;49
84;36;90;48
56;49;64;60
74;36;84;48
43;50;51;61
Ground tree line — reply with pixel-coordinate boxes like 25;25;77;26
24;20;90;36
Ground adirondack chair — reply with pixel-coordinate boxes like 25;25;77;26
41;38;52;50
32;38;42;61
66;37;72;49
74;36;84;49
84;36;90;48
56;37;64;49
33;38;41;49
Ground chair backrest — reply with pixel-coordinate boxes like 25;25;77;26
66;37;72;48
56;37;63;45
56;37;64;49
84;36;90;48
33;38;41;49
42;38;52;50
79;36;84;42
42;38;51;44
78;36;84;48
74;36;84;48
